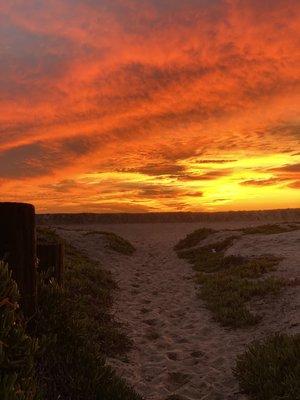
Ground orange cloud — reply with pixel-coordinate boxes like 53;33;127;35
0;0;299;212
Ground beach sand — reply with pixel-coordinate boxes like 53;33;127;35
52;219;300;400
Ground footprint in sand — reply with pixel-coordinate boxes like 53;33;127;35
166;352;179;361
167;371;191;391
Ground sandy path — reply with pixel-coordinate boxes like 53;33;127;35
55;222;299;400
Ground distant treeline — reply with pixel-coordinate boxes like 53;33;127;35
37;208;300;224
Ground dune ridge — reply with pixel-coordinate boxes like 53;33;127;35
37;208;300;225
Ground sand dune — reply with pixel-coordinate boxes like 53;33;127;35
52;218;300;400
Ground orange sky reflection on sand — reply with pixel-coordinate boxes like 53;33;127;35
0;0;299;213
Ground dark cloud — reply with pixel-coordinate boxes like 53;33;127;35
82;0;225;35
0;142;56;178
51;201;156;213
240;178;284;186
184;191;204;197
96;62;215;101
134;184;204;199
0;17;76;102
0;135;99;179
210;198;229;203
62;136;98;156
40;179;80;193
271;163;300;173
137;185;183;198
178;169;232;181
120;163;186;176
267;123;300;139
0;97;228;153
196;159;236;164
287;181;300;189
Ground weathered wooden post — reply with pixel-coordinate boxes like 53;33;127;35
37;242;64;284
0;202;37;317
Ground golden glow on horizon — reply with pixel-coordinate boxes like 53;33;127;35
25;153;297;213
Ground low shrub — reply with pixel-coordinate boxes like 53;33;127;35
0;261;39;400
234;333;300;399
176;227;285;328
34;228;141;399
84;231;136;255
174;228;215;251
229;256;281;279
198;272;283;327
177;237;238;273
35;279;140;400
241;224;299;235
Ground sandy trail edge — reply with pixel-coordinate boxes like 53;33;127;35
55;221;300;400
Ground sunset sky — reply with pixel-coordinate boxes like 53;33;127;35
0;0;299;213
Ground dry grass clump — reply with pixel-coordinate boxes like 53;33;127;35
84;230;136;255
234;333;300;400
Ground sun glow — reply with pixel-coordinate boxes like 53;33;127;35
40;153;297;213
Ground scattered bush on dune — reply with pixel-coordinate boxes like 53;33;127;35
174;228;215;251
228;256;281;279
175;227;285;328
234;333;300;400
198;271;283;327
241;224;300;235
177;236;239;273
84;230;136;255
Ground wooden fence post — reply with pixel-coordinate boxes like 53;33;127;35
37;242;64;284
0;202;37;317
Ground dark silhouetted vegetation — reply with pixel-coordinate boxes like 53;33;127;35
1;226;141;400
34;227;141;399
0;261;39;400
234;333;300;399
